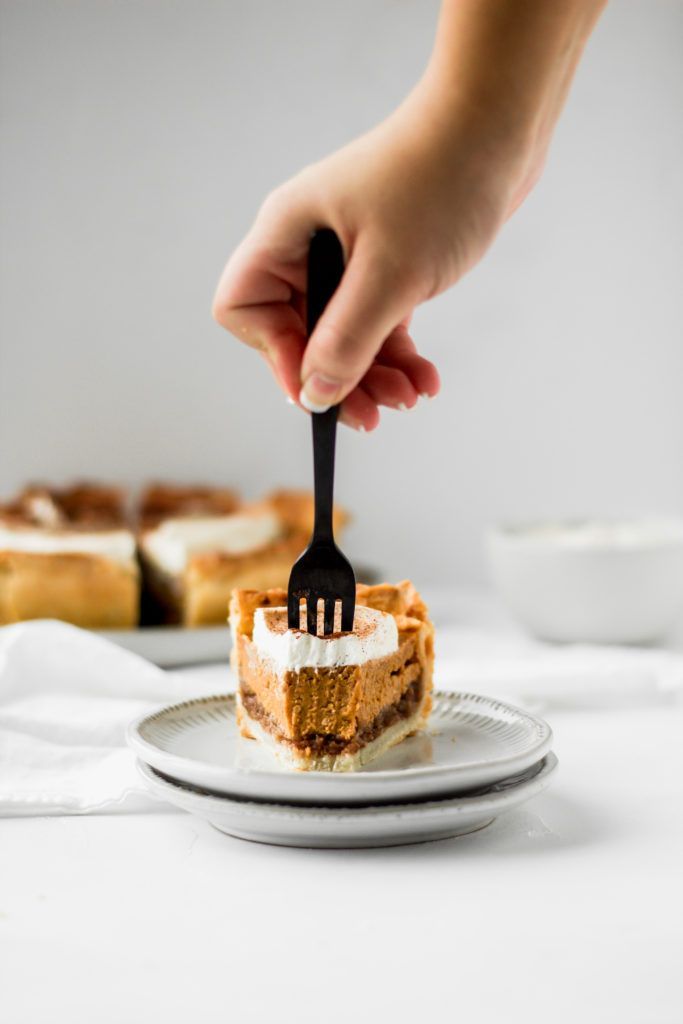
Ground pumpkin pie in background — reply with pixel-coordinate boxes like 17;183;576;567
138;486;348;627
0;483;139;628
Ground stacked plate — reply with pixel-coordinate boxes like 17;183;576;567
128;691;557;848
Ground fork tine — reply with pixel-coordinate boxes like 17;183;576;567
288;592;301;631
323;597;336;636
340;598;354;633
307;597;319;637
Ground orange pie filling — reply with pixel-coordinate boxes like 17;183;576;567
229;582;434;770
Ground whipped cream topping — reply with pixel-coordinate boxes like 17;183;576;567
0;525;136;566
22;492;64;527
252;604;399;671
142;510;282;574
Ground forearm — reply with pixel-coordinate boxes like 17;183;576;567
419;0;607;169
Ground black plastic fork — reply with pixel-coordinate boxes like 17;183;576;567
287;229;356;636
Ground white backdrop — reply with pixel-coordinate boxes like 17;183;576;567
1;0;681;583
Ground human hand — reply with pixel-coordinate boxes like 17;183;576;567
212;91;518;429
213;0;604;430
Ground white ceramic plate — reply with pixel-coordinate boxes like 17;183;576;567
98;626;229;667
128;691;553;805
137;753;558;848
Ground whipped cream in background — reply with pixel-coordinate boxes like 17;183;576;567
252;605;399;671
142;510;282;574
23;493;64;527
502;519;683;550
0;526;136;566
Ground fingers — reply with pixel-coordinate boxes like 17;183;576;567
339;386;381;432
340;325;439;414
361;365;418;410
378;325;441;399
299;243;418;412
212;188;316;399
220;297;306;399
213;194;440;425
261;317;307;401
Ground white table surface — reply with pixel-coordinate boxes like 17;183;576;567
2;592;683;1024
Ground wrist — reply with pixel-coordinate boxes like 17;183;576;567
400;73;535;209
416;61;537;161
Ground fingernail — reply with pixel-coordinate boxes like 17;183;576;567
420;391;433;400
300;373;342;413
299;389;331;414
286;396;296;406
340;417;366;433
397;402;408;412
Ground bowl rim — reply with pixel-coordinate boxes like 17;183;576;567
486;516;683;553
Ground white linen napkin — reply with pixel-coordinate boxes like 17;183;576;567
435;625;683;709
0;620;227;817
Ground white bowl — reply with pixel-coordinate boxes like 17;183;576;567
487;519;683;644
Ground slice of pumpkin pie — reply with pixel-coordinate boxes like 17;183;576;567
0;483;139;628
138;488;347;627
229;581;434;771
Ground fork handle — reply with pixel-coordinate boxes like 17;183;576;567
311;406;338;541
307;230;345;543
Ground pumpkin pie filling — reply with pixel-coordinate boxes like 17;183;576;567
229;581;434;771
240;676;423;757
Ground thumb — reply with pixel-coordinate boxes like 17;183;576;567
299;245;415;412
